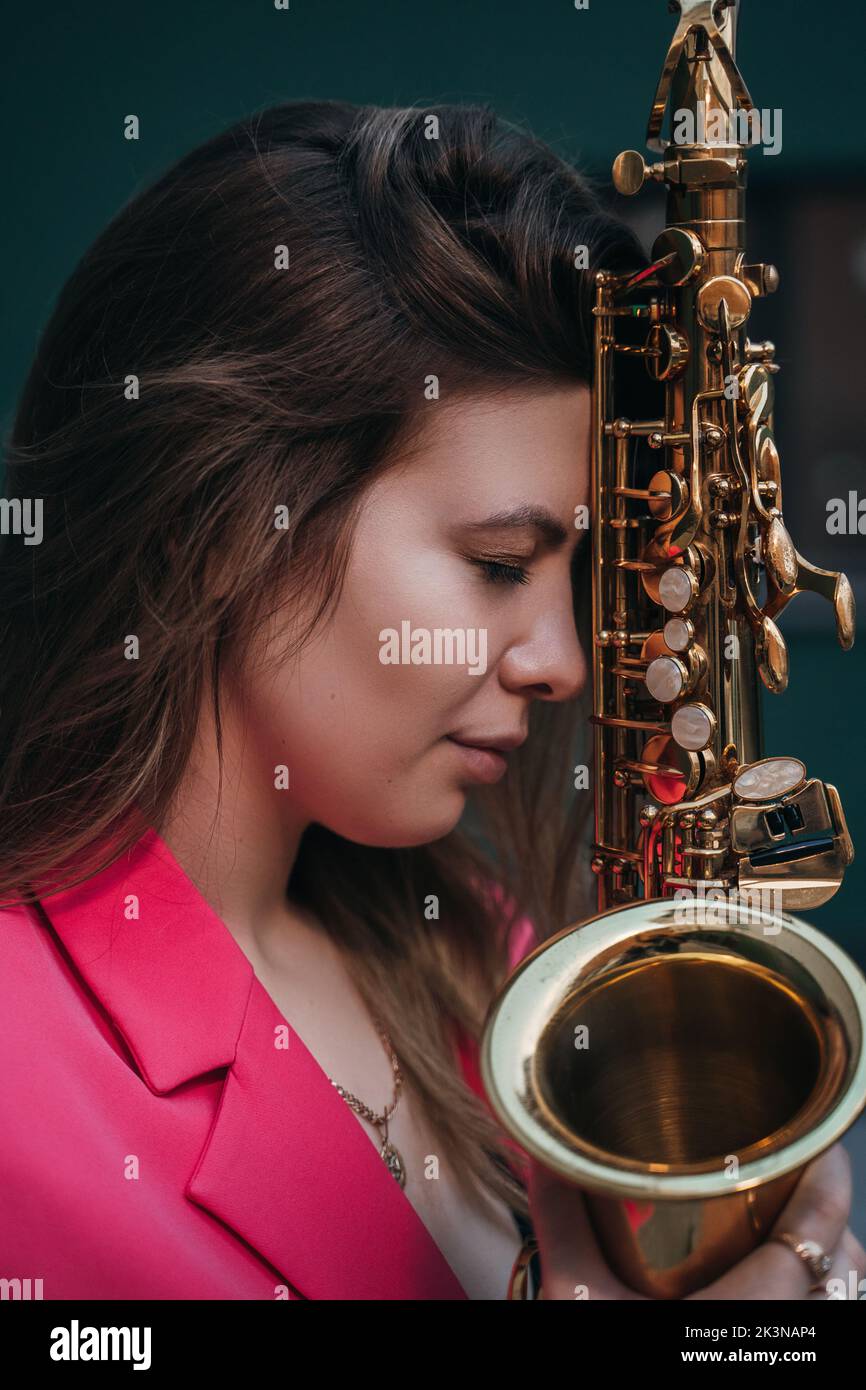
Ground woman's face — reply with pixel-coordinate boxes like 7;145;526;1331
239;383;591;847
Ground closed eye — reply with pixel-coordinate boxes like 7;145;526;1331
470;557;531;587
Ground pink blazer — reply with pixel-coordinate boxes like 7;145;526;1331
0;826;537;1300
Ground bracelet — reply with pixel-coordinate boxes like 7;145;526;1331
507;1234;544;1300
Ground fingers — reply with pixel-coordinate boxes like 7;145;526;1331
765;1144;852;1295
527;1158;646;1300
806;1227;866;1301
689;1144;852;1300
528;1145;856;1302
844;1227;866;1271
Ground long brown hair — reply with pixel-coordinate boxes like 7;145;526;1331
0;101;648;1215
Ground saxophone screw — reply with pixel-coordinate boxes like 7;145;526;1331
648;429;690;450
709;474;737;498
703;425;725;450
611;150;666;196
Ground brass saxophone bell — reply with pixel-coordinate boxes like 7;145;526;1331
481;899;866;1299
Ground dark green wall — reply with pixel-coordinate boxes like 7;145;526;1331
5;0;865;418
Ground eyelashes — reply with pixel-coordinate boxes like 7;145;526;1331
469;556;531;587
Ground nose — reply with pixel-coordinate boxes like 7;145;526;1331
497;608;588;703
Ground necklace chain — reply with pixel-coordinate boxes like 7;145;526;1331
328;1018;407;1187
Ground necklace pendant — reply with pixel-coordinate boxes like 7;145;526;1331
380;1139;406;1188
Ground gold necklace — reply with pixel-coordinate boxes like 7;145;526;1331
328;1018;406;1187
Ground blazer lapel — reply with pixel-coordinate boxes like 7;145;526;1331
34;825;468;1300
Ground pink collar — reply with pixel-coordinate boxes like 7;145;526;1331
33;824;469;1299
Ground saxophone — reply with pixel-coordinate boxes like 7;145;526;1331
481;0;866;1299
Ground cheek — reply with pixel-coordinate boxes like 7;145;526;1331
243;550;499;841
257;636;469;846
320;544;499;737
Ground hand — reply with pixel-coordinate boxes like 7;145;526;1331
527;1143;866;1300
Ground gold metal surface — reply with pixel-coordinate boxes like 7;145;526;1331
482;900;866;1299
483;0;866;1300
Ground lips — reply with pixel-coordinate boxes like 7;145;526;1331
446;738;510;784
447;732;527;755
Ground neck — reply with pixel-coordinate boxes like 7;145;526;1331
155;680;312;959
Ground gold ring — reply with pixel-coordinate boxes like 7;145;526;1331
769;1232;834;1291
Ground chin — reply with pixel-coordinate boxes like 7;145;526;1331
408;788;468;845
338;791;466;849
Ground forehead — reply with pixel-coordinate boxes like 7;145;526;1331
384;383;591;502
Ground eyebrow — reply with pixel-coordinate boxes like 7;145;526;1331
459;504;572;549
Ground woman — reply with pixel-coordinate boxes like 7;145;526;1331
0;100;862;1300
